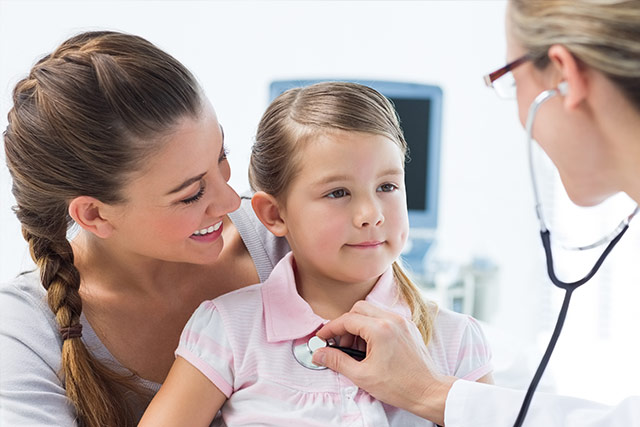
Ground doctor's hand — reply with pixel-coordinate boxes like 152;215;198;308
312;301;456;426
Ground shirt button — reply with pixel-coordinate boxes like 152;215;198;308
344;386;357;398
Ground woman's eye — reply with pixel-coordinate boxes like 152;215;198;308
327;189;348;199
378;183;398;192
181;184;205;204
219;145;229;162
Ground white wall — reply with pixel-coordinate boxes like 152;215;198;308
6;0;635;404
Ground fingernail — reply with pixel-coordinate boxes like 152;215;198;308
312;351;325;366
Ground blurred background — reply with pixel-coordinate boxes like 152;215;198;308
2;0;639;406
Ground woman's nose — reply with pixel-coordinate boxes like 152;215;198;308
205;177;240;217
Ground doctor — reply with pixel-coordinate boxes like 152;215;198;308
312;0;640;425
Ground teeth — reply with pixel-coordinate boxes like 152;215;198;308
193;221;222;236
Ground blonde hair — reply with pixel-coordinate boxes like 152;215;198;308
509;0;640;110
249;81;436;345
4;31;202;426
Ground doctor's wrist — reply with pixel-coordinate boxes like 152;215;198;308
412;375;457;426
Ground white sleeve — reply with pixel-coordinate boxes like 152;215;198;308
0;277;78;426
445;380;640;427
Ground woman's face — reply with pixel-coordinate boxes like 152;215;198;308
505;8;615;206
102;100;241;265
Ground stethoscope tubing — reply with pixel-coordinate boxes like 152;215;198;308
513;87;635;427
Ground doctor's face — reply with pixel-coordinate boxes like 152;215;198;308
505;8;615;207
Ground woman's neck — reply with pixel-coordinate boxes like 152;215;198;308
591;73;640;204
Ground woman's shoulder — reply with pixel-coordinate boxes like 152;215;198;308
1;270;63;363
228;195;290;283
1;270;59;338
0;271;80;424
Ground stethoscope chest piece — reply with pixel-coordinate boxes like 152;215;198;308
292;336;329;370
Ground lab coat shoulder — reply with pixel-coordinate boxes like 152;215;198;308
445;379;640;427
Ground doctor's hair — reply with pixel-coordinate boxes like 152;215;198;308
249;81;437;345
509;0;640;111
3;31;202;426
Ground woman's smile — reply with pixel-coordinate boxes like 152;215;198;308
190;220;223;242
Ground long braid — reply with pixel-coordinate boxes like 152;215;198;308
20;213;143;426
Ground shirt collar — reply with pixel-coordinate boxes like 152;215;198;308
261;252;411;343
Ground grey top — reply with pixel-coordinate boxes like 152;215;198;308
0;197;290;425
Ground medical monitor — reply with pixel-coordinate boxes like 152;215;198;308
269;80;443;275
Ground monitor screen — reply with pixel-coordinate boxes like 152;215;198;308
268;80;443;233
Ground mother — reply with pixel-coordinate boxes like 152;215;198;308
1;31;289;426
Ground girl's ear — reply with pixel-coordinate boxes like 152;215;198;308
548;44;589;111
251;191;288;237
68;196;115;238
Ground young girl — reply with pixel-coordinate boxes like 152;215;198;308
140;82;493;426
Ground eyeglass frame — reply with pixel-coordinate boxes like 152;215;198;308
483;53;532;89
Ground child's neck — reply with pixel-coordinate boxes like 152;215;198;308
294;267;379;321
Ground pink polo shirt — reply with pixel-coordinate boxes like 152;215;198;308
176;253;492;426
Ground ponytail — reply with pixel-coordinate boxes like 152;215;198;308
392;261;437;345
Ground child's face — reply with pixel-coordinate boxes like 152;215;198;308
280;130;409;287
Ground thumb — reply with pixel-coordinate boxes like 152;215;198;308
312;347;362;375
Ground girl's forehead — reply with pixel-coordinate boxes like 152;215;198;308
298;131;405;169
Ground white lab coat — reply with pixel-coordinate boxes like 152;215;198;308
444;380;640;426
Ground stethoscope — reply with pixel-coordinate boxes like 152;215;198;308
293;334;366;370
513;83;639;426
291;84;639;424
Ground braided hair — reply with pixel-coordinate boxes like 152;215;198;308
4;31;202;426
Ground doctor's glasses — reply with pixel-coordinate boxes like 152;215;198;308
484;54;531;99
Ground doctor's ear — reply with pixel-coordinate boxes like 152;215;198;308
251;191;288;237
548;45;588;110
68;196;115;238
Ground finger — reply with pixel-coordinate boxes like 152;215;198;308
312;347;362;375
349;300;397;318
316;312;373;340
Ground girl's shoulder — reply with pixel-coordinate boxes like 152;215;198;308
428;307;493;379
185;282;266;338
431;306;479;334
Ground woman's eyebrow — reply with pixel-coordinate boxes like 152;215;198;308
166;125;224;196
165;172;206;196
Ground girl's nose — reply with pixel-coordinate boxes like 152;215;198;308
353;197;384;228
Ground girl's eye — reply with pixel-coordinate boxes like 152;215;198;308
378;183;398;192
327;189;348;199
181;183;206;205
